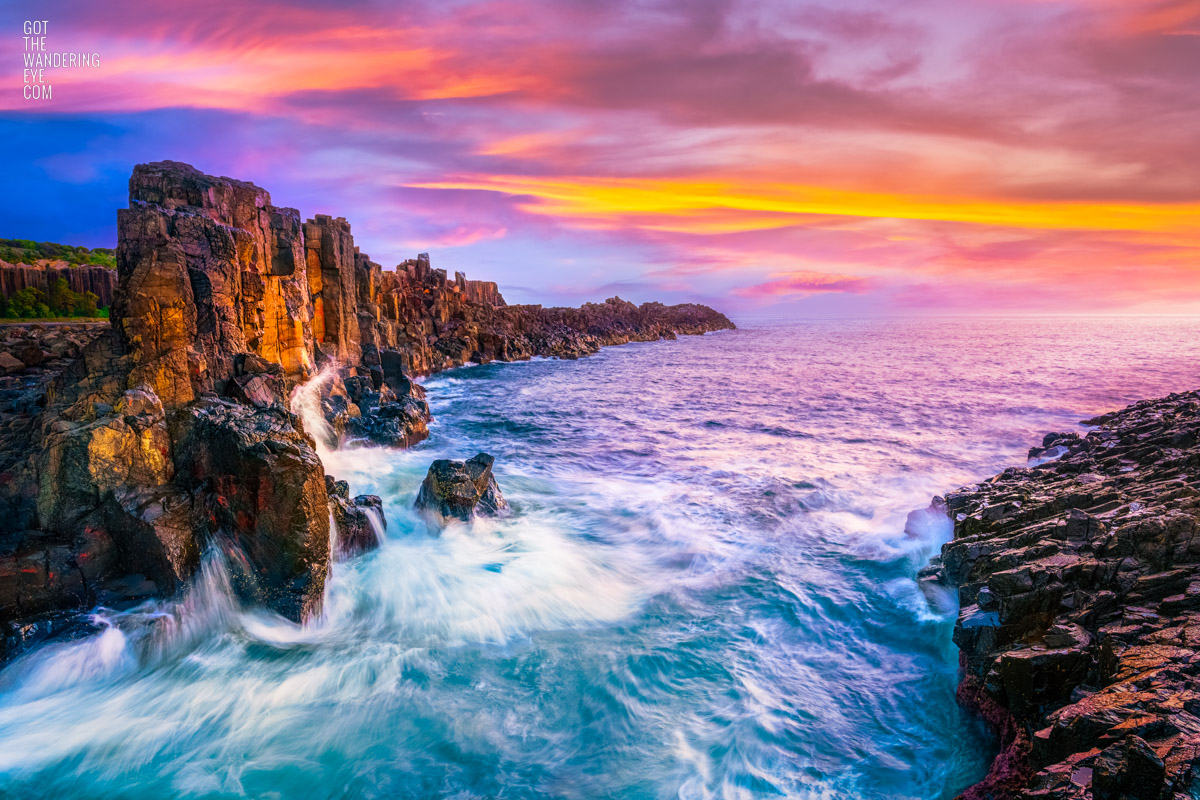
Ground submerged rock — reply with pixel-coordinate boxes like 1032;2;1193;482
926;389;1200;800
414;453;508;525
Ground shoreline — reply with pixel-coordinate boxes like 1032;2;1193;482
0;160;734;661
922;389;1200;799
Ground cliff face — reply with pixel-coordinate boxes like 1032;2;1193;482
115;161;315;407
0;263;118;307
0;160;734;660
923;392;1200;800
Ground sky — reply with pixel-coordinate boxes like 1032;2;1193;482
1;0;1198;314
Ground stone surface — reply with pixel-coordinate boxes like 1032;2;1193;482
414;453;509;525
922;390;1200;800
0;261;117;307
327;476;383;559
172;399;330;619
114;161;315;408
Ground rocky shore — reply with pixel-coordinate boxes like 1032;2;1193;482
922;391;1200;799
0;160;733;660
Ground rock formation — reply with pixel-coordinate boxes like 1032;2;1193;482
922;391;1200;800
0;262;117;307
0;160;733;660
414;453;508;525
114;160;316;407
356;251;733;378
327;477;384;560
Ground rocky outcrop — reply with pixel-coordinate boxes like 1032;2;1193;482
115;161;315;408
354;252;734;378
327;477;384;560
0;160;733;661
0;262;117;307
171;399;330;620
922;391;1200;800
0;322;112;532
414;453;508;525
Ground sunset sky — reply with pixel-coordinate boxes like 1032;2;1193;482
2;0;1198;314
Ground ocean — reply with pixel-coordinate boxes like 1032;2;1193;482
1;316;1198;799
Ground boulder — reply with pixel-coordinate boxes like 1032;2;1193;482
1092;736;1166;800
326;475;384;559
10;338;44;368
414;452;508;525
227;372;286;409
0;352;24;376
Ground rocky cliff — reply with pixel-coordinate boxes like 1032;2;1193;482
0;262;118;307
0;160;734;660
922;392;1200;799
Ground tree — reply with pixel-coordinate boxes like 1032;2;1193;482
72;290;100;318
8;287;39;318
0;294;8;318
48;277;75;316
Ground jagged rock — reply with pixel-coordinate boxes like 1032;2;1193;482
345;390;429;448
172;399;330;620
326;476;383;559
359;256;733;377
1092;735;1167;800
928;390;1200;799
414;453;508;525
114;160;315;407
227;372;286;409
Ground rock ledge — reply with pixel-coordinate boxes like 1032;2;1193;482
922;390;1200;799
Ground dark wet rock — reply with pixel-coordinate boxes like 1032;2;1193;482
173;400;330;620
414;453;508;525
1092;735;1167;800
927;389;1200;799
326;475;383;559
0;351;25;376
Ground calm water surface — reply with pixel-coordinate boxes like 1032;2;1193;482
1;317;1198;799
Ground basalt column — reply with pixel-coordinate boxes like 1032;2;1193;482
114;160;316;406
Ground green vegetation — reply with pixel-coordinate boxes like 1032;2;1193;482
0;279;104;319
0;238;116;268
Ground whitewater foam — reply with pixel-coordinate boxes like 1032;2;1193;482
3;316;1200;798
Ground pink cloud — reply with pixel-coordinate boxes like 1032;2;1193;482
733;270;873;299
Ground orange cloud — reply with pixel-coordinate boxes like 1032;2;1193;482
408;174;1200;235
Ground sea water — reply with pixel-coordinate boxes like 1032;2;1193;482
2;316;1199;799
